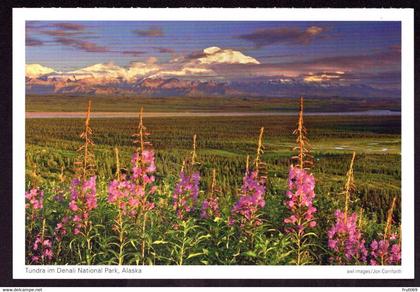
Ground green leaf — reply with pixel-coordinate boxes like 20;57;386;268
187;252;204;259
152;240;168;245
243;251;257;257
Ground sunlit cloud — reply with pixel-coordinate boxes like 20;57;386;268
196;47;260;65
26;64;55;78
303;72;345;83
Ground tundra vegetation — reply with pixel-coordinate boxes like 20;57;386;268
25;97;401;265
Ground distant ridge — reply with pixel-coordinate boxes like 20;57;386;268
25;62;400;98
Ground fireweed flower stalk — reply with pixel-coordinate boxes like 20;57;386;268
284;97;318;265
107;148;134;265
283;166;317;265
25;188;44;211
25;188;44;244
69;100;98;235
74;100;96;181
107;147;157;264
107;175;135;265
254;127;267;183
60;100;98;265
229;127;267;229
200;197;219;219
131;107;158;218
25;188;53;264
66;176;98;264
108;108;158;265
292;97;313;170
131;150;157;208
327;152;368;264
173;169;200;220
200;169;221;219
200;168;220;219
68;176;97;236
229;170;265;228
67;179;98;266
370;197;401;265
327;210;368;264
173;134;201;220
370;237;401;265
284;166;317;231
108;150;157;218
52;215;69;263
30;218;54;264
30;233;53;264
108;172;156;218
108;173;133;265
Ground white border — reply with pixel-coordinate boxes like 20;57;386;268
13;8;414;279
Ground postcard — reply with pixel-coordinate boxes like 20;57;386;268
13;7;414;279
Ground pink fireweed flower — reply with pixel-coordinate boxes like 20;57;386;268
69;176;97;213
69;200;78;211
108;149;157;217
43;239;52;248
33;235;42;251
25;188;44;210
370;237;401;265
283;166;317;234
83;176;97;210
327;210;368;264
107;178;129;203
31;256;40;264
73;215;81;222
66;176;97;236
30;233;54;263
108;179;139;216
229;171;265;228
200;197;220;219
173;171;200;220
54;219;67;241
43;248;53;260
390;243;401;263
131;151;156;182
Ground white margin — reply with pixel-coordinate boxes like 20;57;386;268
13;8;415;279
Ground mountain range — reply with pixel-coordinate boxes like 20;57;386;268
25;63;399;98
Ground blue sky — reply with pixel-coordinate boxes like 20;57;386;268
26;21;401;91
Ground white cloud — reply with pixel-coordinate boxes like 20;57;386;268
151;46;259;78
197;46;260;65
127;61;160;79
26;64;55;78
61;62;160;81
26;46;260;80
303;71;345;83
150;67;215;78
69;62;126;79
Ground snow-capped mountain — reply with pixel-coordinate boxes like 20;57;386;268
25;44;399;98
25;64;56;78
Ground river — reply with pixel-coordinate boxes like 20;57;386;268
25;110;401;119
